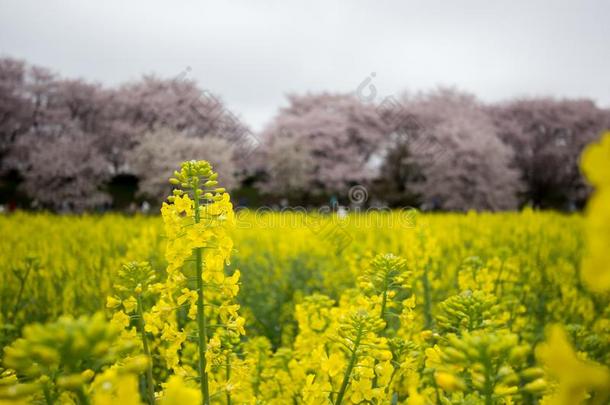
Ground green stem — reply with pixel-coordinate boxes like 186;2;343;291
42;384;53;405
75;387;90;405
9;263;32;324
335;329;363;405
226;354;232;405
193;190;210;405
380;289;388;323
253;351;264;396
136;295;155;405
432;377;442;405
422;263;433;329
483;352;493;405
493;260;505;295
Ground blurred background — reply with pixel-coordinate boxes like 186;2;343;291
0;0;609;212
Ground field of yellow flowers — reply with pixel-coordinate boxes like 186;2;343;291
0;135;609;405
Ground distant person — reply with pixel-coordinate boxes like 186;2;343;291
330;195;338;209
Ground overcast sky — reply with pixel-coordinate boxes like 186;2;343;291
1;0;609;131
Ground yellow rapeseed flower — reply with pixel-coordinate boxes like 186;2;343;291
536;324;610;404
160;376;201;405
580;132;610;292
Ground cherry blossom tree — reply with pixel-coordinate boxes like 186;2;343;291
490;98;610;209
0;57;248;210
254;132;316;198
377;88;522;211
256;92;389;199
0;58;31;168
128;128;238;204
17;130;111;210
1;56;608;211
105;75;250;174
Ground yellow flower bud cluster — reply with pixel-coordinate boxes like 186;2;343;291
430;330;544;402
2;313;134;402
436;290;504;333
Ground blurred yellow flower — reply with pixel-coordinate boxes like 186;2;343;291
536;325;610;404
580;132;610;292
435;371;465;392
160;376;201;405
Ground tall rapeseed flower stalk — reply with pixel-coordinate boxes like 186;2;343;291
161;160;243;405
